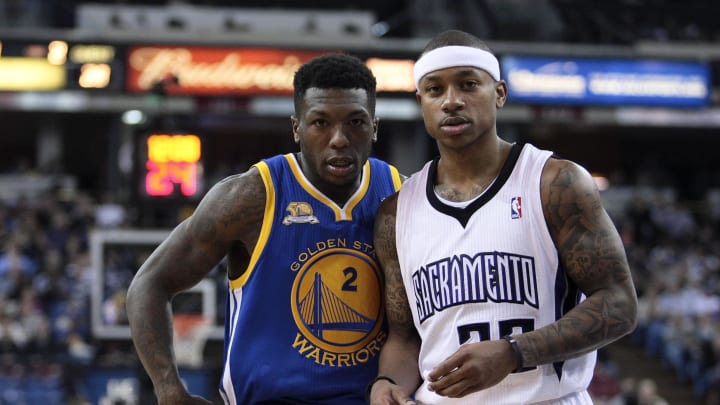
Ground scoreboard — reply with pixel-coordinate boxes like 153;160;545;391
142;133;203;199
0;39;124;91
66;43;121;90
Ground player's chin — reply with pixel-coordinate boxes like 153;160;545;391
324;173;358;190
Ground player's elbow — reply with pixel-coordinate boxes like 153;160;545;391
126;270;163;317
125;274;145;316
616;283;639;338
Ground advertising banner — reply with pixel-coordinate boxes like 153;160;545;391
126;46;326;95
501;55;710;107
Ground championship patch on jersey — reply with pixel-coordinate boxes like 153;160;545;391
290;243;386;367
511;196;522;219
283;202;320;225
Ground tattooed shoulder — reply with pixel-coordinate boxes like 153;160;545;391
541;158;600;237
374;194;398;246
192;168;266;244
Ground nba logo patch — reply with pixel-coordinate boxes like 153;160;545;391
511;196;522;219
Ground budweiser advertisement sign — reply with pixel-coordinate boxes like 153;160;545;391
127;46;326;95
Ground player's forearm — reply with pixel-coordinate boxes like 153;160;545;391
516;283;637;367
378;333;422;395
126;277;185;396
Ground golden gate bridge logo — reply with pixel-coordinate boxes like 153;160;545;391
291;248;384;353
299;273;374;337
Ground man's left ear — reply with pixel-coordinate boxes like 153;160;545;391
496;81;508;108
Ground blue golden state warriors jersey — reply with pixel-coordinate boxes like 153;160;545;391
219;153;402;405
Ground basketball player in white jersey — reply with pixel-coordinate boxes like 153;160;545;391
368;30;638;405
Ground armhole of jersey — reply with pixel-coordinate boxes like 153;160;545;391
389;165;402;191
229;161;276;290
536;151;556;246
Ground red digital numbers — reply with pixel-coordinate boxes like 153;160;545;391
144;134;201;197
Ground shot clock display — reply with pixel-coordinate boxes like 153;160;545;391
143;134;202;198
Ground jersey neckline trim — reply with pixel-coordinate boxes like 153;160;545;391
284;153;370;221
425;143;523;228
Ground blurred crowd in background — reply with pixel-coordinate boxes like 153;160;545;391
589;188;720;405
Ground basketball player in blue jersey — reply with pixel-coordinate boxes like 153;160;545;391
369;30;637;404
126;53;402;405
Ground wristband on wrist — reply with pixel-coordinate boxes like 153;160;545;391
502;335;524;372
365;375;396;404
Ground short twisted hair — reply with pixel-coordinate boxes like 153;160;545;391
293;53;377;115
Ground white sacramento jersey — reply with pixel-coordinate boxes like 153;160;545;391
396;143;595;405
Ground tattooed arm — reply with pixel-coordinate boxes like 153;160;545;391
517;158;638;367
370;194;422;405
126;168;265;405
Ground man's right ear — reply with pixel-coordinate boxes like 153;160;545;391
290;115;300;143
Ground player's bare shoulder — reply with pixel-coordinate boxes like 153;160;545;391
375;193;398;236
540;157;600;226
188;167;266;245
374;192;398;265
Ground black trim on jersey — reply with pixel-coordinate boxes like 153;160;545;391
425;143;524;228
555;273;582;380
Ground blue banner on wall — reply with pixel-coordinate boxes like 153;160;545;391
500;56;710;107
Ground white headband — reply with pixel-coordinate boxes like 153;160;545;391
413;45;501;89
